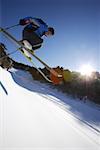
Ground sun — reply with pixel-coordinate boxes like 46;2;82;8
79;64;94;76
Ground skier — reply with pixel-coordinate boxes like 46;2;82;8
19;17;54;52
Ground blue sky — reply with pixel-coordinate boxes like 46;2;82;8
0;0;100;71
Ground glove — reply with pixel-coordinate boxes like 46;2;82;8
19;19;26;25
19;19;30;26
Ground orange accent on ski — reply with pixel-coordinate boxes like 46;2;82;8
50;68;63;85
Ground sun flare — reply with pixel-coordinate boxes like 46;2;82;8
79;64;94;76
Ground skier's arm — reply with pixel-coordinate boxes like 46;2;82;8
19;17;40;27
30;18;40;27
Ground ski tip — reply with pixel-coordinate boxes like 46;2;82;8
50;68;63;85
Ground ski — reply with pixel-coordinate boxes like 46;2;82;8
0;27;62;83
18;47;52;82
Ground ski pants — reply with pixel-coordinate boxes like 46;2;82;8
22;27;43;50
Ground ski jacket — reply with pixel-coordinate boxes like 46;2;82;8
22;16;48;37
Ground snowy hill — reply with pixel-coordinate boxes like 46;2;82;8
0;67;100;150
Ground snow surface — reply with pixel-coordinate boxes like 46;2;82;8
0;67;100;150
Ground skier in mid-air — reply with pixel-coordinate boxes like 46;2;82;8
19;16;54;52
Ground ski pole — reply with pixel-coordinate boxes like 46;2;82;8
0;24;20;33
4;24;20;30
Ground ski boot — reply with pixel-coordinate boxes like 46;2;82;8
20;40;34;60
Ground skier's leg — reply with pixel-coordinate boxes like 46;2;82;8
22;40;32;50
32;44;42;50
22;27;43;50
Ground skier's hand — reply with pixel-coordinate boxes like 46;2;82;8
19;19;30;26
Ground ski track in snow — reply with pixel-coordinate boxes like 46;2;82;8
0;67;100;149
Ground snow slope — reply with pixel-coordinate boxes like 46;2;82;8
0;67;100;150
